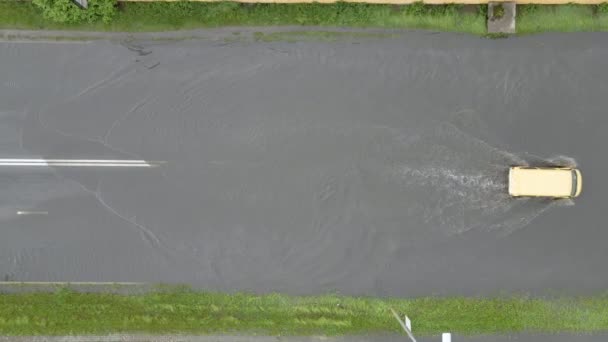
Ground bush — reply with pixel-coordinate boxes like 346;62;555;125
403;2;462;16
32;0;117;24
598;3;608;14
478;4;488;17
493;3;505;19
517;4;541;16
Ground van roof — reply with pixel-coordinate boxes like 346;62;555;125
509;167;574;197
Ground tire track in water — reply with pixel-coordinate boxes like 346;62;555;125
379;120;568;236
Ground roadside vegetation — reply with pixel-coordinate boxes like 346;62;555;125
1;287;608;336
517;4;608;34
0;0;604;36
1;0;608;36
0;1;486;34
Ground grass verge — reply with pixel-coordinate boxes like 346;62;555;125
4;1;608;37
0;1;486;34
1;287;608;336
517;4;608;34
2;2;608;38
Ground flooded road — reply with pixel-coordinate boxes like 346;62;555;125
1;32;607;296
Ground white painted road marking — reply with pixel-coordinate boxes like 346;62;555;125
0;40;92;44
0;281;145;285
0;159;154;163
16;211;48;215
0;159;164;167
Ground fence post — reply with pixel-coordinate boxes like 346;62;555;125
391;308;452;342
390;308;417;342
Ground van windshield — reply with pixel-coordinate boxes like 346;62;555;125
571;170;578;198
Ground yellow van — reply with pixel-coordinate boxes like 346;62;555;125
508;167;582;198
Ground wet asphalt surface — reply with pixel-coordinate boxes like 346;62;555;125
0;32;607;296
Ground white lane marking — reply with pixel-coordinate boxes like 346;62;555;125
0;281;145;285
0;40;91;44
16;211;48;215
0;159;164;167
0;163;155;167
0;159;153;163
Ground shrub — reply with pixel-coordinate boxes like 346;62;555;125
205;1;240;17
518;4;541;16
403;2;462;16
478;4;488;17
493;3;505;19
404;1;427;16
598;3;608;14
32;0;117;24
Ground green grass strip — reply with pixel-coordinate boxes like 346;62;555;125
3;1;608;36
517;4;608;34
1;288;608;336
0;1;486;34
